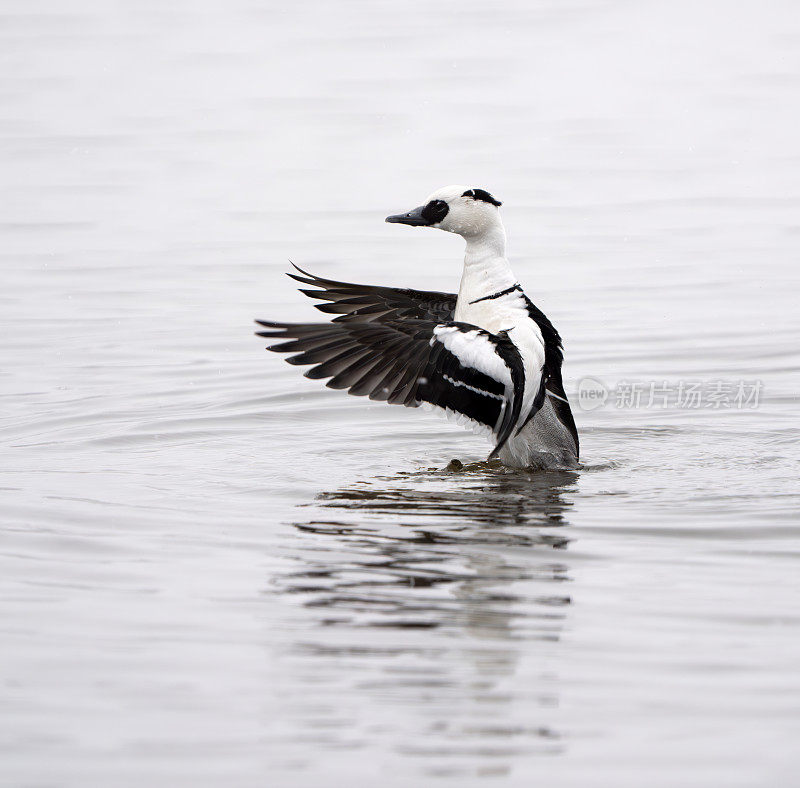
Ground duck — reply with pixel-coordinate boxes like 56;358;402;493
255;185;579;469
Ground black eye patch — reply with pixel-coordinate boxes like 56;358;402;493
462;188;502;207
421;199;449;224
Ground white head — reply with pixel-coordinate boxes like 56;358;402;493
386;184;503;240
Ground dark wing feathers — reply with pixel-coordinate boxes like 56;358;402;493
255;318;434;401
287;263;457;323
256;316;521;439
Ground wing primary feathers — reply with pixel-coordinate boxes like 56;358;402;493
256;314;521;443
281;267;457;324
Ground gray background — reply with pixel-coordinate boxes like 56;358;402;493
2;1;799;785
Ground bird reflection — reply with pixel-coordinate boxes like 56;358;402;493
276;463;578;772
284;465;575;627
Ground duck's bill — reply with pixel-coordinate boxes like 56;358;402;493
385;205;431;226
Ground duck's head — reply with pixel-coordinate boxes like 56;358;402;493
386;185;502;239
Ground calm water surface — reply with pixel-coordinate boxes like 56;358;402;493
2;1;800;785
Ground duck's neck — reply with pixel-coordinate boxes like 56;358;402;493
455;225;517;312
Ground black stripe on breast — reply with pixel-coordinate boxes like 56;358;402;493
469;283;521;305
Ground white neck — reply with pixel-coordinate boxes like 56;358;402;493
455;223;517;311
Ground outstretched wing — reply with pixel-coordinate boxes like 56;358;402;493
287;264;457;324
256;316;525;457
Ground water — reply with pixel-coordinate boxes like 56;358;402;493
2;1;800;785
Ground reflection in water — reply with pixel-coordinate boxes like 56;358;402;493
276;465;579;775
